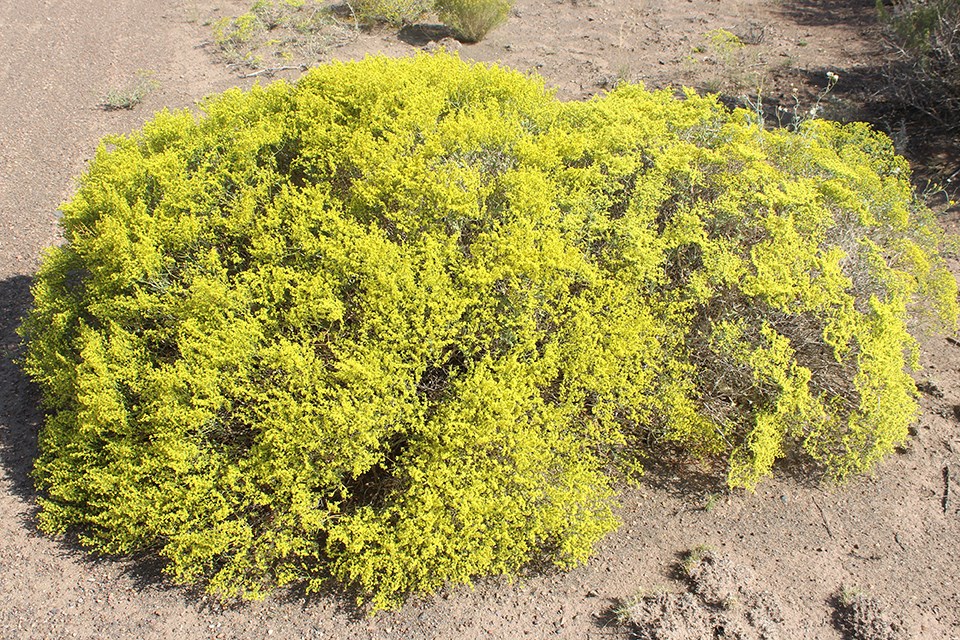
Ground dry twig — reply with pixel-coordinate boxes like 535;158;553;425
240;64;308;78
812;496;834;538
944;464;953;515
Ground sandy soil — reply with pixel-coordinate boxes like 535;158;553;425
1;1;959;638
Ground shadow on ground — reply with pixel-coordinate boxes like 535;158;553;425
779;0;878;28
0;274;42;504
397;23;456;47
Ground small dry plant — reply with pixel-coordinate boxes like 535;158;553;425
742;71;841;132
833;586;907;640
682;545;714;576
211;0;356;74
100;70;159;111
685;28;763;96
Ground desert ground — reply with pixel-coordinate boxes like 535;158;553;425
1;0;959;638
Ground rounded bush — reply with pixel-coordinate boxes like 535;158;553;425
436;0;513;43
22;54;957;609
352;0;432;27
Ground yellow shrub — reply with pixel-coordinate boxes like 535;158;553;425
21;54;957;609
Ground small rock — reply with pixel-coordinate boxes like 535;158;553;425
586;589;599;597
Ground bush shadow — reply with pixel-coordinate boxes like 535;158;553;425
778;0;878;29
635;448;729;500
0;274;42;507
397;23;457;47
592;598;626;633
635;442;828;504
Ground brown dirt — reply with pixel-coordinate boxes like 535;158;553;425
622;549;787;640
832;589;908;640
2;1;959;639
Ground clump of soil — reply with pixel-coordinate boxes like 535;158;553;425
832;590;907;640
621;549;784;640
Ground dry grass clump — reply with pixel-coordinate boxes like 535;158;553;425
435;0;513;43
99;70;159;111
210;0;355;73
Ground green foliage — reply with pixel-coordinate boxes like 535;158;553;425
22;54;957;610
435;0;512;43
213;11;263;47
878;0;960;121
351;0;432;26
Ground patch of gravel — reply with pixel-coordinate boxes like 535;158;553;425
833;591;908;640
622;549;784;640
